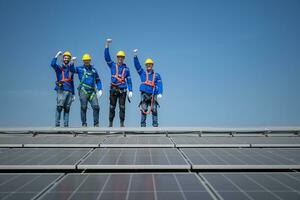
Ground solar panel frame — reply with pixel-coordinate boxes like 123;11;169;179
78;148;191;170
0;173;63;200
0;148;92;170
200;172;300;200
181;148;300;170
172;136;300;148
101;135;175;148
38;173;215;200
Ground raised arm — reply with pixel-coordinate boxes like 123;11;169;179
133;49;144;75
104;38;113;67
50;51;62;70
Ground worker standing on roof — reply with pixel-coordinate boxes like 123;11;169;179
104;39;133;127
72;54;103;127
133;49;163;127
51;51;76;127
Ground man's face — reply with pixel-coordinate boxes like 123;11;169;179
146;63;153;71
63;56;71;65
83;60;91;66
117;56;125;64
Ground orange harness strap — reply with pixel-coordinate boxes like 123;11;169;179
59;66;73;82
143;71;156;87
111;64;126;86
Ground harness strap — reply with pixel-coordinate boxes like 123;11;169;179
59;66;73;82
112;64;126;86
79;68;96;101
143;71;156;87
80;87;96;101
139;88;156;115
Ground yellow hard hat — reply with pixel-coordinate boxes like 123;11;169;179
116;51;126;57
82;53;92;61
63;51;72;57
145;58;154;65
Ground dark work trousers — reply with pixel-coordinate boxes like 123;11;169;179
109;85;127;125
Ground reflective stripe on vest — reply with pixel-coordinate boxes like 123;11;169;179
143;71;156;87
111;64;126;86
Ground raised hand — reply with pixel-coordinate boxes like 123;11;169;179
55;51;62;58
133;49;138;56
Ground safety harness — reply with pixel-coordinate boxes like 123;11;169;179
56;66;73;87
140;71;156;115
78;68;96;101
111;64;126;86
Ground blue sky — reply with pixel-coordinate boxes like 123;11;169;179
0;0;299;127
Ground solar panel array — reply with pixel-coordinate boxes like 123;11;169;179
0;131;299;199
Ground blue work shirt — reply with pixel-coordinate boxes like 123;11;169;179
104;48;133;91
51;58;75;94
133;56;163;95
72;65;102;91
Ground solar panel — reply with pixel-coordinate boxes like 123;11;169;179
0;135;33;147
23;135;106;148
0;173;62;200
182;148;300;170
78;148;190;170
172;136;300;147
201;172;300;200
172;136;250;147
0;148;91;170
101;135;174;147
39;173;214;200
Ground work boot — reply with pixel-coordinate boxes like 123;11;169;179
94;123;99;127
55;123;60;127
82;123;87;127
109;121;113;127
120;121;125;127
64;124;69;128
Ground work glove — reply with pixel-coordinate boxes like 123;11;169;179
97;90;103;98
72;95;76;102
157;94;162;99
55;51;62;58
128;91;133;98
71;57;77;61
133;49;138;56
105;38;112;47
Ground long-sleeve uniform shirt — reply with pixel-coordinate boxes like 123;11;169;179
134;56;163;95
51;58;75;94
104;48;132;91
71;65;102;92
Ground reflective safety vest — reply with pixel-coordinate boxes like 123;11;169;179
143;71;156;87
111;64;126;86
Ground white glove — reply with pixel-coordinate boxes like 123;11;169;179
128;91;133;98
106;38;112;43
157;94;162;99
72;95;76;102
97;90;103;98
133;49;138;56
55;51;62;58
71;57;77;61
